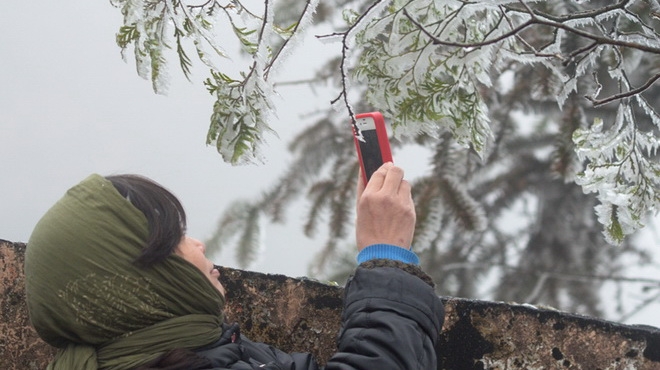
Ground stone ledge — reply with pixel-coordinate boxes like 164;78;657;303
2;240;659;369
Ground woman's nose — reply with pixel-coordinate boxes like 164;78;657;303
193;237;206;253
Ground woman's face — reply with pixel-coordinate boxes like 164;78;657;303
175;236;226;297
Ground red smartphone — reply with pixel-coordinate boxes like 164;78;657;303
352;112;393;183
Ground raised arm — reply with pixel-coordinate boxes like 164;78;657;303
325;162;444;370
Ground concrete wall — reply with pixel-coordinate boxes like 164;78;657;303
2;240;659;369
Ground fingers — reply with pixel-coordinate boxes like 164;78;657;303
381;165;404;194
356;168;366;209
366;162;394;191
398;178;413;202
358;162;410;207
354;162;416;250
364;162;404;195
364;162;392;193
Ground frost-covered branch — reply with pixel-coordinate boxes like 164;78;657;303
112;0;660;245
322;0;389;131
587;72;660;106
517;5;660;54
403;7;536;50
405;2;660;55
112;0;319;164
264;0;317;79
390;0;660;244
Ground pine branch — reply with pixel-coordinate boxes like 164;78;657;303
438;175;486;232
304;180;335;237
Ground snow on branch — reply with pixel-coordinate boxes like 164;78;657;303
378;0;660;244
112;0;319;164
111;0;660;243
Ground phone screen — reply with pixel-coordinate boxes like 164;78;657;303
357;117;383;181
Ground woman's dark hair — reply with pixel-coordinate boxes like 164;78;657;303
106;174;187;268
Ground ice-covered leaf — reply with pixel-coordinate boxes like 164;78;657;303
575;102;660;244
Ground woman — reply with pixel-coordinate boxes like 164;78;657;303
25;163;444;369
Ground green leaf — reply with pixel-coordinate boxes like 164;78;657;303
607;207;624;245
274;22;298;38
174;28;193;81
116;25;139;49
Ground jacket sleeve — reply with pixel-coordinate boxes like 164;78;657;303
324;261;444;370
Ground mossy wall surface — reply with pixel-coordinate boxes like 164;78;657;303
2;240;659;369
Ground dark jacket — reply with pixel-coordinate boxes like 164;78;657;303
195;261;445;369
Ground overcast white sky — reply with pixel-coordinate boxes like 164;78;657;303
0;0;333;277
1;1;658;327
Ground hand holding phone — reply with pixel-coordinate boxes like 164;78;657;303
352;112;393;183
355;162;415;251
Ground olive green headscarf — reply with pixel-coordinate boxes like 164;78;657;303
25;174;225;370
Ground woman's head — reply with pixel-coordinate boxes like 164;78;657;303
106;174;225;295
105;174;186;268
26;174;225;354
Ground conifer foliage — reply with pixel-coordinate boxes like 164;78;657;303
112;0;660;319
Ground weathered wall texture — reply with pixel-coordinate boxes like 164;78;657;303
1;241;56;369
2;240;659;369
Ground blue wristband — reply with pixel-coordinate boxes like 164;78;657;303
357;244;420;265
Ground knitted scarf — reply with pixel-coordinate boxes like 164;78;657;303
25;174;225;369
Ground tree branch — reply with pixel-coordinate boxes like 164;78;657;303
586;72;660;106
402;8;536;49
264;0;316;80
512;0;631;23
325;0;388;130
403;1;660;54
516;0;660;54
